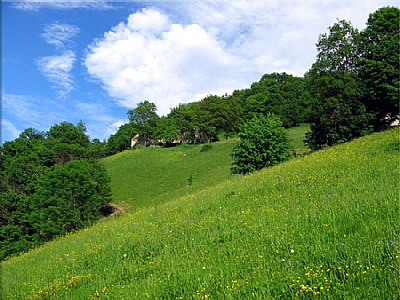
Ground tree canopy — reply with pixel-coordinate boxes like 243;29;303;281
0;121;111;260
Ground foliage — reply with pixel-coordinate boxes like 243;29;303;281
231;113;292;174
0;122;111;260
359;6;400;130
198;95;242;140
305;20;374;150
47;121;90;148
127;100;159;141
243;73;312;127
153;117;181;145
87;139;109;159
29;159;111;242
306;9;399;149
107;123;135;155
2;129;398;299
168;102;201;143
109;73;310;154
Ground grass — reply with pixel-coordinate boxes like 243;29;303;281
288;123;310;156
102;125;309;212
3;128;398;299
101;140;237;211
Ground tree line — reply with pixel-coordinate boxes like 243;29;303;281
108;71;312;154
109;7;398;154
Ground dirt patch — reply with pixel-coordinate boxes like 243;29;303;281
98;203;125;217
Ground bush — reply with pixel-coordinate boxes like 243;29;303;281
231;113;292;174
200;144;213;152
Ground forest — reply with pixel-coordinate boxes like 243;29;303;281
0;6;398;260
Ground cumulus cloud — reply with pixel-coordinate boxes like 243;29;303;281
85;1;399;116
85;8;242;115
41;22;80;49
36;51;76;97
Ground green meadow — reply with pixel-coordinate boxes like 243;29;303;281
102;139;237;212
102;124;309;212
2;128;399;299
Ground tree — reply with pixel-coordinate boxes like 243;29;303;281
168;102;200;143
154;117;181;145
0;123;113;260
29;159;111;242
47;121;90;148
231;113;291;174
359;6;400;129
0;192;35;259
198;95;242;141
250;73;311;127
107;123;135;154
127;101;159;141
305;19;373;150
232;73;311;128
87;138;109;159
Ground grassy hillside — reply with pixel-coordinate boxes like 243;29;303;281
102;124;309;212
102;140;236;212
3;129;398;299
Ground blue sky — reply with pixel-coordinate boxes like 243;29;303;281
2;0;398;143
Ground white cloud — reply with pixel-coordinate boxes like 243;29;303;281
41;22;80;49
85;8;242;115
85;1;399;116
36;51;76;97
1;119;21;142
105;120;128;138
13;0;113;11
3;93;66;127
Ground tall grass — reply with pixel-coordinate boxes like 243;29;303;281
3;129;398;299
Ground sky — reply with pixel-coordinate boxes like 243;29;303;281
2;0;398;143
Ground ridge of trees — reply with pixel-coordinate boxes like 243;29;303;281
107;72;312;154
108;7;398;154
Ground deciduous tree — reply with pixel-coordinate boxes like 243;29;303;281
359;6;400;129
305;20;373;149
231;113;291;174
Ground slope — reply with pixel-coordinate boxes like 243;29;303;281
102;124;309;212
2;129;398;299
102;140;237;212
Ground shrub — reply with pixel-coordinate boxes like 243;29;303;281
200;144;213;152
231;113;292;174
